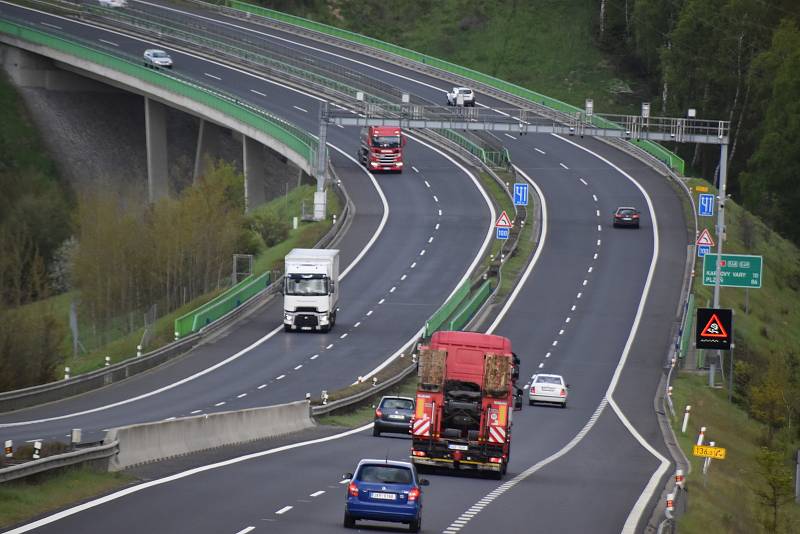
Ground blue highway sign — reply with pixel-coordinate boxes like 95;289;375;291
496;227;510;240
698;193;714;217
698;245;711;257
513;183;529;206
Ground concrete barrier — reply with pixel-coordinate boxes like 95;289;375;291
104;400;313;471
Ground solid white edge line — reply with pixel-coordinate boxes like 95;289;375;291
486;166;547;333
359;132;496;379
552;134;668;533
2;423;374;534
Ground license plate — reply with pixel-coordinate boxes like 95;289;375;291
448;444;468;451
370;492;396;500
388;414;405;420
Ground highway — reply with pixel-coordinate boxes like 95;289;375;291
0;1;689;533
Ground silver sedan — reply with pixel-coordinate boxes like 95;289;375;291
527;373;569;408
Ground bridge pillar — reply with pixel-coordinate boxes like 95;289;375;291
243;136;267;212
193;119;226;183
145;97;169;202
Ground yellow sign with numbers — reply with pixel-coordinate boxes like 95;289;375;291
695;185;710;192
693;445;726;459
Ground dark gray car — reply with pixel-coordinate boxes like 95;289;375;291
373;396;415;437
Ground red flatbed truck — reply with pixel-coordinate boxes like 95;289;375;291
411;331;520;479
358;126;405;172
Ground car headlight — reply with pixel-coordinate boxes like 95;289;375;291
319;315;329;324
396;162;403;167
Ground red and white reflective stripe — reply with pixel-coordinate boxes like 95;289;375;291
412;418;430;436
488;426;506;444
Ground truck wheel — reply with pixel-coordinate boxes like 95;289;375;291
343;511;355;528
409;516;421;533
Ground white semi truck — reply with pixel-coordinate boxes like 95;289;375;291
283;248;339;332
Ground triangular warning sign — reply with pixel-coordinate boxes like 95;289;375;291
700;314;728;338
495;211;513;228
696;228;715;247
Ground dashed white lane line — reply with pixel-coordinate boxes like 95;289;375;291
400;274;407;281
565;317;571;323
538;363;544;369
389;286;396;293
310;354;319;360
534;148;546;154
428;236;434;243
237;393;247;399
366;310;374;316
552;340;558;347
190;410;202;414
410;262;417;269
413;166;420;173
592;194;598;202
331;103;347;110
336;124;344;128
294;364;303;370
435;223;440;230
597;239;602;246
354;322;361;328
577;292;583;299
99;39;119;47
250;89;266;96
583;279;588;286
339;479;350;484
571;305;576;311
164;417;176;421
275;506;293;515
503;133;516;140
588;266;593;273
214;402;225;407
433;195;439;203
424;180;430;187
325;344;334;350
276;375;286;380
292;105;308;113
310;490;325;497
204;73;221;80
559;163;569;169
594;253;599;259
438;209;442;216
597;224;602;231
579;178;588;186
257;384;267;389
235;527;255;534
545;352;551;358
41;22;61;29
340;333;348;339
558;329;564;335
378;298;385;304
420;249;426;256
596;209;600;217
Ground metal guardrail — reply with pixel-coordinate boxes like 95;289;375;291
0;441;118;484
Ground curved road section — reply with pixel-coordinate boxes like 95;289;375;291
0;2;688;533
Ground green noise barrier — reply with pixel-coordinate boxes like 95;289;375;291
448;281;492;331
424;282;470;338
174;272;271;338
228;0;684;174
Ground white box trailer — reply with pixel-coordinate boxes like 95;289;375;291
283;248;339;332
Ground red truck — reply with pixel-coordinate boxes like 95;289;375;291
411;331;520;479
358;126;405;172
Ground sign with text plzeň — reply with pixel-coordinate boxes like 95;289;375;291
702;253;763;288
695;308;733;350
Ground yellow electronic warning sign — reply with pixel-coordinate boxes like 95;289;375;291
693;445;726;460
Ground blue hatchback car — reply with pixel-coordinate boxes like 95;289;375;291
343;459;429;532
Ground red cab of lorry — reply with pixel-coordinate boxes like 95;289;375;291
358;126;405;172
411;331;520;479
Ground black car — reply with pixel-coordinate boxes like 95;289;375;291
613;206;641;228
373;396;415;437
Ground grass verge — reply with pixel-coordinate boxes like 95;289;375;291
0;468;135;530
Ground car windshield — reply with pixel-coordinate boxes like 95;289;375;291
535;376;562;385
284;275;328;296
618;209;636;216
371;136;401;149
152;51;169;58
358;465;412;484
458;89;472;95
382;399;413;410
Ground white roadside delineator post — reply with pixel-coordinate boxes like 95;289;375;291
64;366;70;380
682;405;691;433
696;426;706;445
4;439;12;459
32;441;42;460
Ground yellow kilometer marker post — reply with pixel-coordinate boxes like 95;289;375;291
693;444;726;460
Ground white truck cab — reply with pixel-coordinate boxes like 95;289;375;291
283;249;339;332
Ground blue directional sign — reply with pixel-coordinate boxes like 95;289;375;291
698;193;714;217
513;183;529;206
496;227;510;240
698;245;711;257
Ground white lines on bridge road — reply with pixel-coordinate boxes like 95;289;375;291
433;195;439;202
565;317;571;323
571;304;576;311
389;286;396;293
294;364;304;370
435;223;440;230
366;310;374;316
438;209;442;216
401;274;407;281
340;332;348;339
596;209;600;217
234;527;255;534
534;148;546;155
577;292;583;299
249;89;266;97
582;279;588;286
594;253;599;259
428;236;434;243
190;409;202;414
558;329;564;335
545;352;551;358
538;363;544;369
257;384;267;389
326;343;334;349
410;262;417;269
592;194;598;202
292;105;308;113
99;39;119;47
503;133;516;140
597;239;602;246
579;177;588;186
413;166;420;173
424;180;430;187
378;298;385;304
597;224;602;232
40;22;61;29
420;249;426;256
275;506;293;515
551;340;558;347
310;490;326;497
276;374;286;380
310;354;319;360
204;73;221;80
559;163;569;169
237;393;247;398
588;266;593;273
214;402;225;407
354;321;361;328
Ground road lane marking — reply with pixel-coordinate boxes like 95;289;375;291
325;344;334;349
413;166;420;173
583;279;588;286
597;239;602;246
433;195;439;202
366;310;373;316
571;305;576;311
594;253;598;259
214;402;225;407
438;209;442;216
579;178;588;185
400;274;407;281
310;354;319;360
339;333;348;339
276;374;285;380
40;22;61;29
565;317;571;323
534;148;546;154
294;364;303;370
250;89;266;96
577;292;582;299
420;249;426;256
559;163;569;169
410;262;416;269
257;384;267;389
354;321;361;327
292;105;307;113
310;490;325;497
551;340;558;346
435;223;440;230
504;133;516;140
204;73;221;80
378;298;385;304
275;506;293;515
597;224;602;231
593;194;598;202
588;267;593;273
545;352;551;358
190;410;202;414
99;39;119;47
596;209;600;217
389;286;396;293
424;180;430;187
558;329;564;335
237;393;247;398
